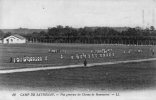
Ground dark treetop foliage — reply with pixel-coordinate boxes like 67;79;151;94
1;26;156;45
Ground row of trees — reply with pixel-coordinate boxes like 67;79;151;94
0;30;11;39
1;26;156;45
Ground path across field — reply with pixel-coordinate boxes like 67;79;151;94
0;57;156;74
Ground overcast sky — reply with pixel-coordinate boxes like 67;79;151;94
0;0;156;29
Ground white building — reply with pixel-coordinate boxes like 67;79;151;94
3;34;26;44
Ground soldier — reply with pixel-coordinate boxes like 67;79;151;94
99;53;103;57
84;59;87;67
152;49;155;55
88;54;91;59
80;55;83;59
10;57;13;63
48;49;51;53
45;56;48;61
16;57;20;63
112;53;115;56
76;54;79;59
13;57;16;63
109;53;111;57
23;56;27;62
71;56;74;59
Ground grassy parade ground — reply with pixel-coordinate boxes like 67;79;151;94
0;43;155;69
0;43;156;91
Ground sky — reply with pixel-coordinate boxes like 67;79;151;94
0;0;156;29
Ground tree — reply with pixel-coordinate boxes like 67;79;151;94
0;30;4;38
150;26;155;31
3;32;12;38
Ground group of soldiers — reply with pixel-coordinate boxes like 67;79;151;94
123;49;143;54
69;49;114;60
123;48;155;56
9;47;155;67
58;48;115;67
48;49;66;53
10;56;48;63
91;49;113;53
70;52;114;60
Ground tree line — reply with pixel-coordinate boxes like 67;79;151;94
1;26;156;45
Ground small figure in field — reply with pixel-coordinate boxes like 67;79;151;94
152;49;155;55
84;59;87;67
13;57;16;63
10;57;13;63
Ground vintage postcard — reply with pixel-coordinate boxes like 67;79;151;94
0;0;156;100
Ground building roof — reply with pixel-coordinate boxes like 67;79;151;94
5;34;26;40
12;34;26;40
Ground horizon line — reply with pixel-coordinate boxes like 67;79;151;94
0;25;153;30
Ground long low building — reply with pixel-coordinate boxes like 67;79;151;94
3;34;26;44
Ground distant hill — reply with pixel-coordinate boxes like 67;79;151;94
0;27;130;35
84;26;130;32
0;28;47;34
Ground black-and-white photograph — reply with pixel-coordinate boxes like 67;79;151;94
0;0;156;100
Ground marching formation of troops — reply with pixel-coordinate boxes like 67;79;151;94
10;56;48;63
48;49;66;53
9;47;155;66
69;49;114;60
123;49;143;54
123;48;154;55
91;49;113;53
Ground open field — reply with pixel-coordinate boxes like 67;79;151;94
0;43;155;69
0;43;156;91
0;60;156;91
0;57;156;74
